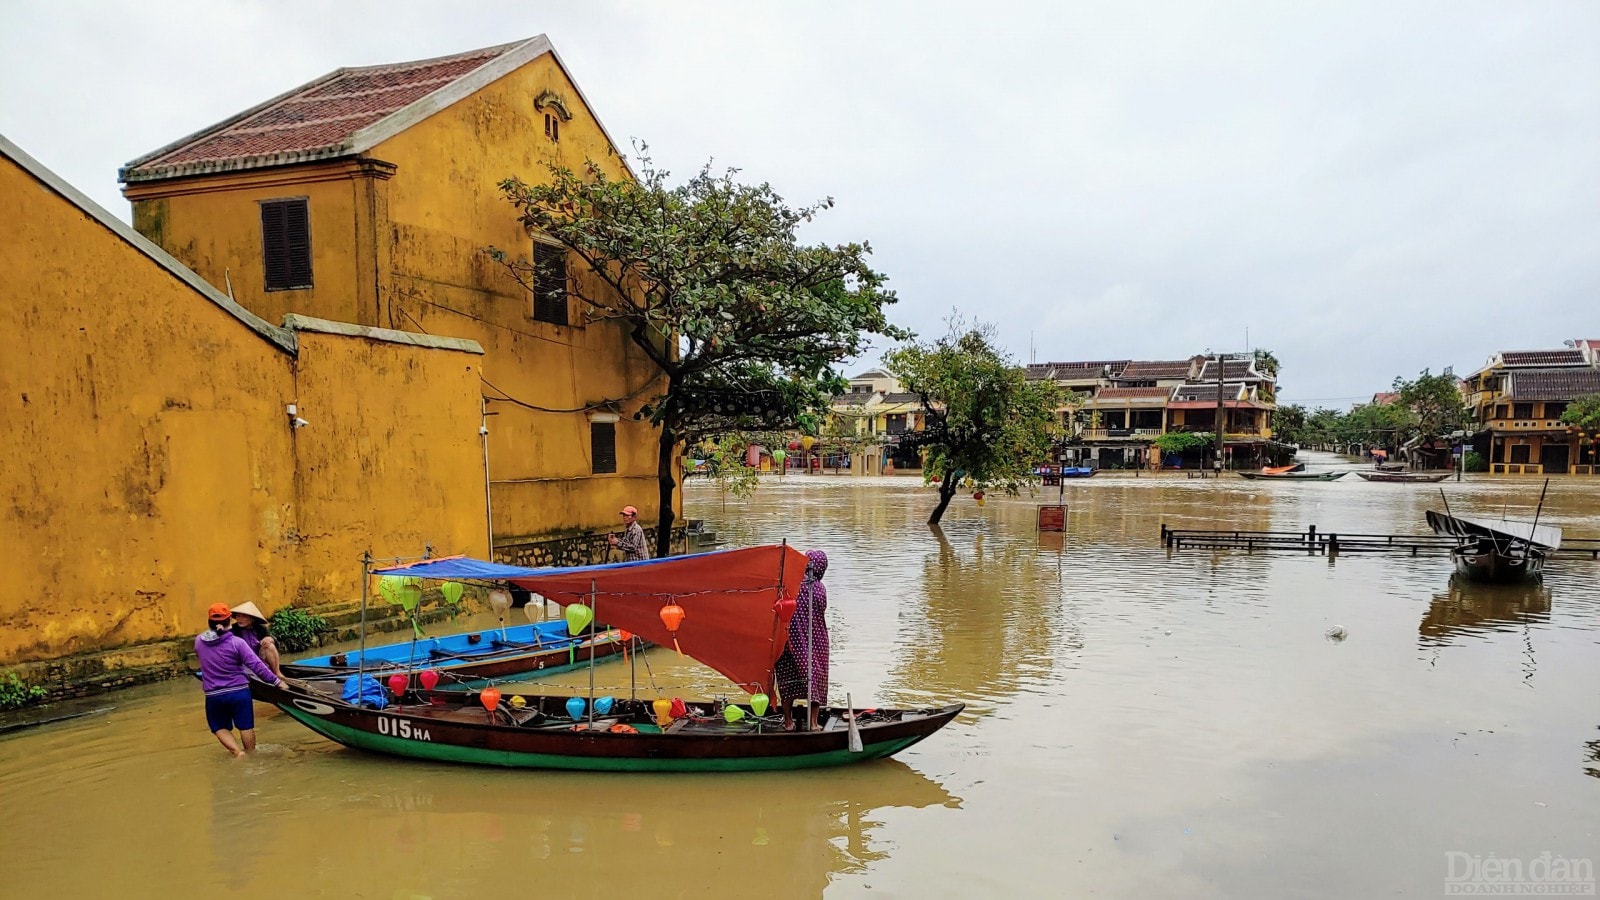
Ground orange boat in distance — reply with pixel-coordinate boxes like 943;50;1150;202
1261;462;1307;475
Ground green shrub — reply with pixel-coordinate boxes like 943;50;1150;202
0;672;46;710
269;607;330;653
1464;451;1488;473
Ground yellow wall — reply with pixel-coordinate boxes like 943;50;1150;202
125;51;675;545
1;148;488;665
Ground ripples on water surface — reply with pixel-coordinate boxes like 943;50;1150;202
2;454;1596;898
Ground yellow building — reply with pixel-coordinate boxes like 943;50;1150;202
120;36;674;561
1461;344;1600;474
1;134;487;671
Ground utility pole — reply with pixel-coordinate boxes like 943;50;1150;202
1214;352;1225;475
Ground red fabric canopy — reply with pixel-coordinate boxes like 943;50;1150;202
509;545;807;695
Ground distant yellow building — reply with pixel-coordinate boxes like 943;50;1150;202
1;134;486;670
1461;344;1600;474
120;36;674;560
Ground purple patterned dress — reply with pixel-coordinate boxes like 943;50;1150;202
775;550;830;706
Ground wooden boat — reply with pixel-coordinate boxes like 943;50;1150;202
283;620;631;687
1060;466;1096;478
251;680;962;771
1262;462;1307;474
1356;471;1451;483
1425;509;1561;584
258;545;964;770
1237;470;1347;481
1374;462;1408;472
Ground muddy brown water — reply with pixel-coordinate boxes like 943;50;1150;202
2;453;1597;898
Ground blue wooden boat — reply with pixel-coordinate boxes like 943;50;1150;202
283;619;631;687
1061;466;1096;478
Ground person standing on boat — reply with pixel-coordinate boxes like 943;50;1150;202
775;550;831;732
197;603;286;758
229;601;283;680
609;505;650;561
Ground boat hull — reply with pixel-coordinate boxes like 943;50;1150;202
1238;471;1346;481
1451;543;1547;584
1356;472;1451;483
254;681;963;772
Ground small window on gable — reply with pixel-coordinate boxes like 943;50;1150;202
590;421;617;474
261;198;312;291
531;241;568;325
544;112;560;143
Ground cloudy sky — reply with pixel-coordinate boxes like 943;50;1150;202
4;2;1596;406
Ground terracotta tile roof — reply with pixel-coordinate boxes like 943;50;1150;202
1171;382;1247;403
1370;392;1400;406
1095;386;1172;401
1118;359;1193;380
880;392;922;405
1507;367;1600;401
1500;349;1585;367
121;38;591;183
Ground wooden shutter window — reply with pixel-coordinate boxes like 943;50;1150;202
261;199;312;291
532;241;568;325
590;422;617;474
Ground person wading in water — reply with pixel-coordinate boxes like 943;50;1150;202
196;603;286;757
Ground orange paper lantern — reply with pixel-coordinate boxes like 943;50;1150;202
479;687;502;712
659;603;686;655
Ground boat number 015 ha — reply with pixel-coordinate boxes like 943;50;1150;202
376;717;432;742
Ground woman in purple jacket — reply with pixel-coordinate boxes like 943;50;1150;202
196;603;285;757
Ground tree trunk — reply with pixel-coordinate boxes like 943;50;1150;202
927;477;958;526
654;425;678;558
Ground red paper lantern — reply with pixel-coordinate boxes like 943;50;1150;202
479;687;502;712
418;669;440;691
668;697;687;719
387;673;408;697
773;596;796;618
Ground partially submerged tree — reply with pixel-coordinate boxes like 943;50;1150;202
492;153;904;555
884;323;1062;526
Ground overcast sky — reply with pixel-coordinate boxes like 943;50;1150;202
3;2;1596;406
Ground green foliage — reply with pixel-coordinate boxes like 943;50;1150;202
1463;450;1488;472
268;607;330;654
1252;348;1280;377
0;672;47;710
1560;393;1600;431
1273;403;1308;444
1153;431;1212;453
884;321;1063;525
492;147;906;555
1394;369;1468;441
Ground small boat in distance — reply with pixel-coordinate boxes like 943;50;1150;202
1262;462;1307;475
1357;471;1452;484
1238;470;1347;481
1060;466;1096;478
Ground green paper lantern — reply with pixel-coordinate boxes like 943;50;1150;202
439;582;464;606
723;705;746;723
565;603;594;636
750;692;770;716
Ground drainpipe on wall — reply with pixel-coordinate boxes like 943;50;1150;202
480;397;494;561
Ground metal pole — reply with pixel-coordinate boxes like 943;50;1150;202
481;398;494;560
587;578;597;723
357;550;372;683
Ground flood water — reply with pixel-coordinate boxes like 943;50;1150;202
3;452;1597;898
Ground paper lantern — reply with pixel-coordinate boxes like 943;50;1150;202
750;693;770;716
594;696;615;716
509;695;526;709
387;673;408;697
565;603;594;635
524;598;541;624
418;669;440;691
487;588;512;619
800;436;815;452
566;697;586;721
438;582;464;606
479;687;502;712
380;576;423;611
723;705;746;723
659;603;686;655
669;698;687;719
652;698;673;727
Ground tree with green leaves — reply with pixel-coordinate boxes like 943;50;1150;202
492;153;905;556
1273;403;1308;445
1394;369;1468;442
884;322;1063;526
1560;393;1600;430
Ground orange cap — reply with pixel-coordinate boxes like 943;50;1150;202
621;506;638;516
206;603;233;622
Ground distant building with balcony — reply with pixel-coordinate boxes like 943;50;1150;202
1462;341;1600;475
823;369;931;475
1030;353;1280;469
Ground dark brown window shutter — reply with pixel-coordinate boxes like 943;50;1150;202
262;199;312;291
591;422;617;474
532;242;568;324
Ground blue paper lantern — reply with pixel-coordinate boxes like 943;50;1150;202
566;697;586;721
594;696;615;716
